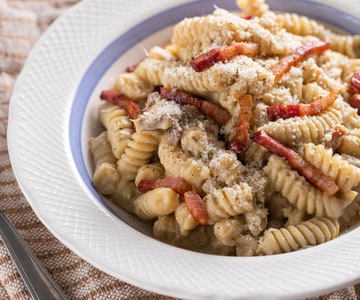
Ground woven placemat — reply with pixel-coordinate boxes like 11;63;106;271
0;0;359;299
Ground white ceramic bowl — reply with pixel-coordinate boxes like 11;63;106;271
8;0;360;299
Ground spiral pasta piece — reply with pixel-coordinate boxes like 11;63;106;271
148;45;177;61
237;0;269;17
276;13;324;36
208;150;244;187
258;217;340;255
161;58;238;95
171;10;243;61
342;58;360;83
300;143;360;192
172;8;298;62
317;50;349;84
264;155;356;218
272;64;303;98
134;187;180;220
134;163;165;188
171;11;237;52
205;183;253;224
98;102;134;159
89;131;120;195
164;55;274;99
113;72;154;101
259;99;343;146
135;59;179;86
301;59;345;94
158;135;210;193
338;135;360;158
301;83;328;103
175;202;198;236
117;119;161;180
342;102;360;130
324;35;360;58
278;13;360;58
262;86;295;106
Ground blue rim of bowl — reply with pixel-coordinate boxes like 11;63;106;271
69;0;360;218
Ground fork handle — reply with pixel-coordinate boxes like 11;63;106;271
0;210;67;300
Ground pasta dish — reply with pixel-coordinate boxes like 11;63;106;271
88;0;360;256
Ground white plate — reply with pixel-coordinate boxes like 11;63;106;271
8;0;360;299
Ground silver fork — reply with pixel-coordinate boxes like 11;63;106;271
0;210;67;300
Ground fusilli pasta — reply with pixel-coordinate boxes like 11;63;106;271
264;155;356;218
258;217;340;255
89;0;360;257
98;102;134;159
89;131;120;195
134;187;180;220
158;134;210;193
117;119;161;180
278;13;360;58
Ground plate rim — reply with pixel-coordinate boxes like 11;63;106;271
7;0;360;299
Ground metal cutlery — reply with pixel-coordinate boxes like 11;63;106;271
0;210;67;300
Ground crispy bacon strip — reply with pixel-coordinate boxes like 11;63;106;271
324;125;348;150
160;87;230;126
253;130;339;196
272;40;330;83
350;94;360;114
184;191;208;225
229;95;253;152
190;42;260;72
241;15;253;20
349;73;360;113
350;72;360;95
267;89;338;121
100;90;141;119
138;176;192;194
125;63;139;73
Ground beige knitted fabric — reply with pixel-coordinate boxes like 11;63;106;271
0;0;359;299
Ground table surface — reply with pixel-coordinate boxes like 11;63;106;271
1;0;360;299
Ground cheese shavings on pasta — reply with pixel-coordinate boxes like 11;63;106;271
89;0;360;256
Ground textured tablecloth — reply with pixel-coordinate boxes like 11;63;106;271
0;0;360;299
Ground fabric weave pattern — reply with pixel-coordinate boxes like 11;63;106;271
0;0;359;299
